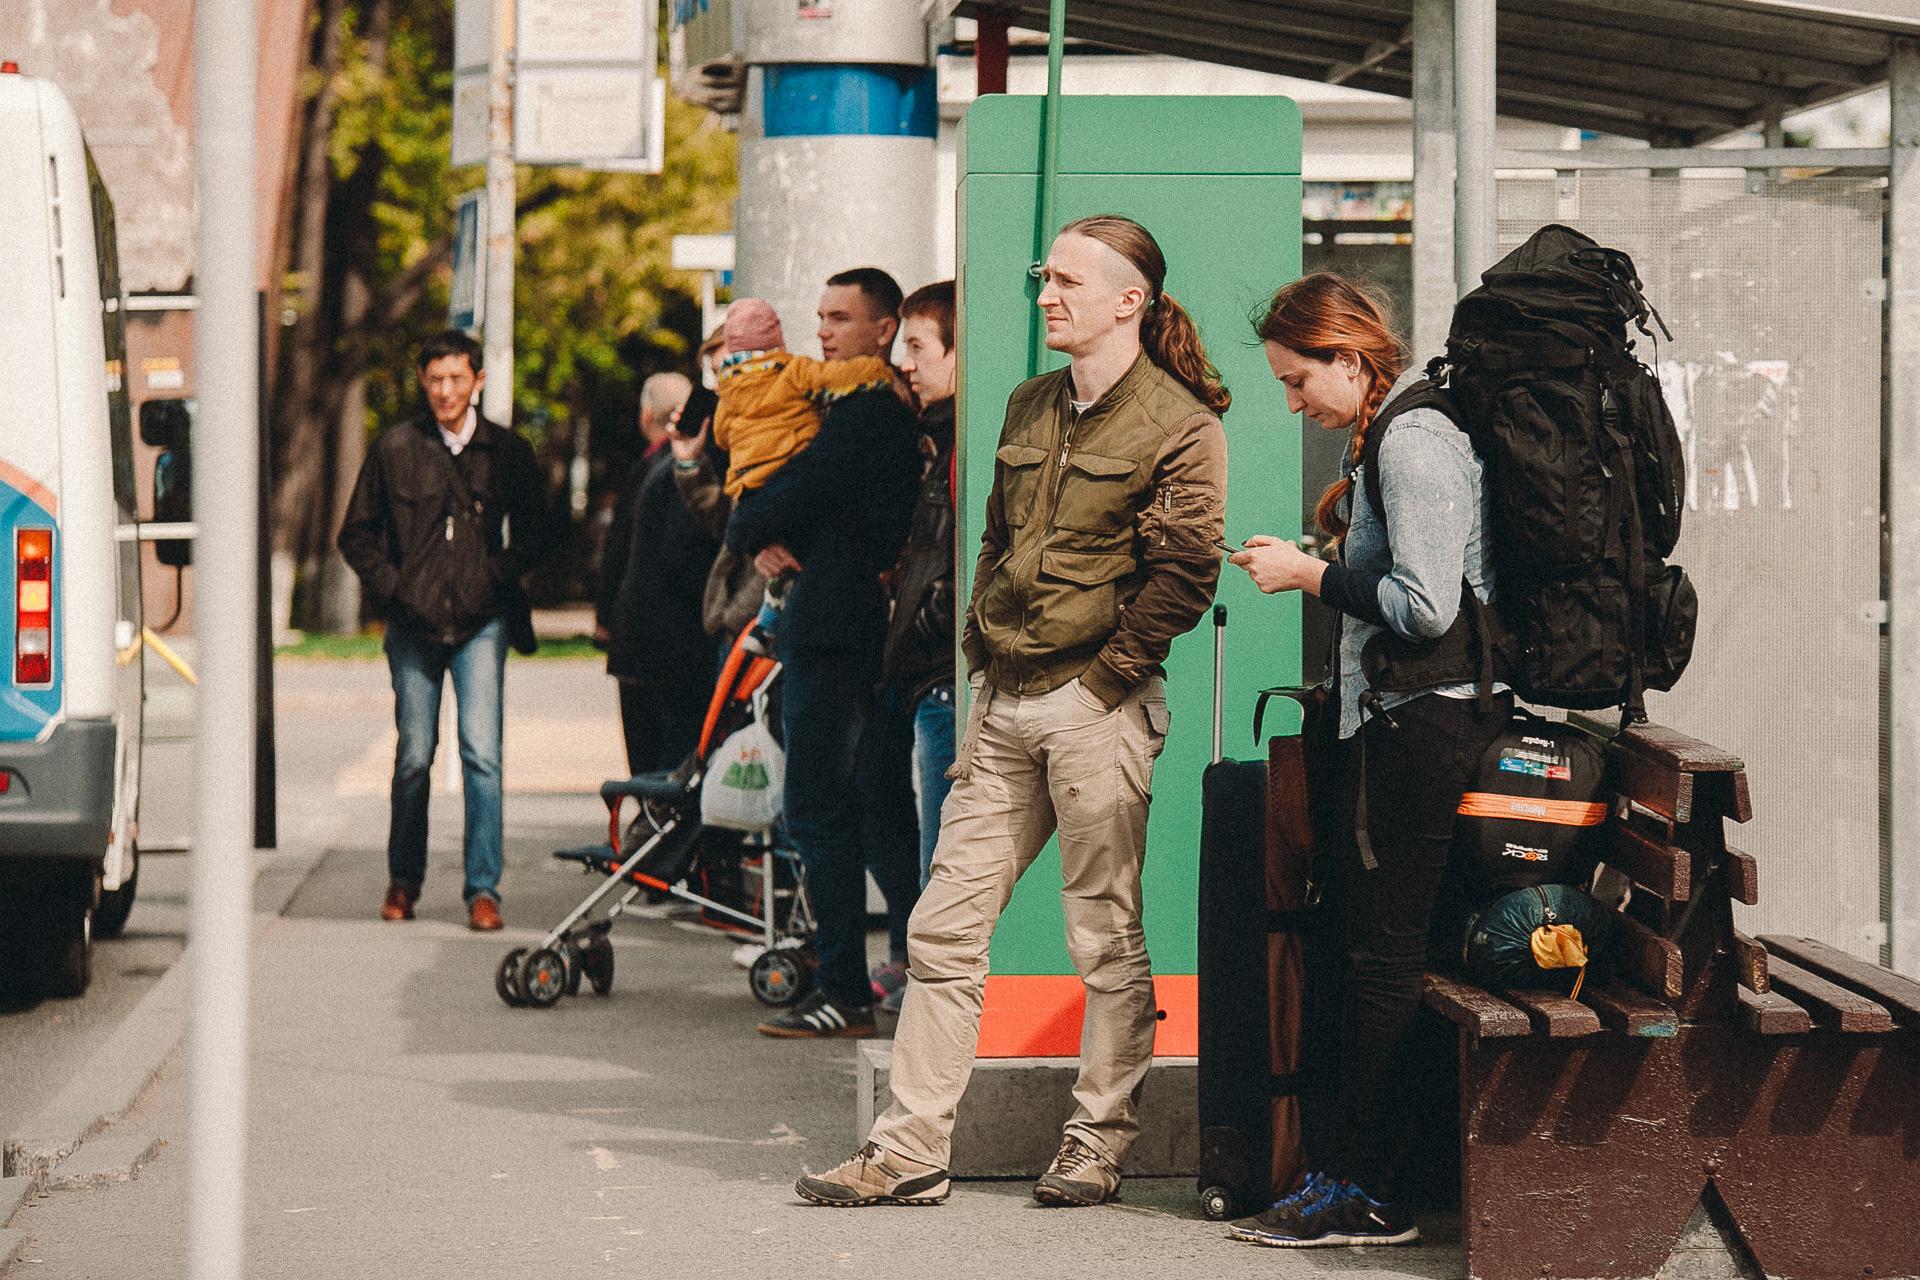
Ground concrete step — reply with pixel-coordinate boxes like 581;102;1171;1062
857;1041;1198;1179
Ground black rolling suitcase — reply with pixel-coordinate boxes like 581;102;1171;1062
1195;605;1330;1221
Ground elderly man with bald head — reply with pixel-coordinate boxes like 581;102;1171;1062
597;369;717;776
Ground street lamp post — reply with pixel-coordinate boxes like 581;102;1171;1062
188;1;258;1275
482;0;516;426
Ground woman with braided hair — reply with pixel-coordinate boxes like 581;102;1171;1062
1226;272;1510;1247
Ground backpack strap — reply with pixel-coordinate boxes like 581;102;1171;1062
1351;380;1505;712
1357;379;1457;527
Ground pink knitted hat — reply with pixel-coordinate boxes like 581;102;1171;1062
724;298;785;354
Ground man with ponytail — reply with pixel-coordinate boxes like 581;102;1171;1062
797;215;1227;1210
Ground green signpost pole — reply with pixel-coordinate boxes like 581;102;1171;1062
1028;0;1067;377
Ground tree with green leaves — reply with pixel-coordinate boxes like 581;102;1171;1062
271;0;735;632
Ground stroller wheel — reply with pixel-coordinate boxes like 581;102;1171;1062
749;946;809;1008
563;934;586;997
583;936;615;996
495;948;530;1008
520;947;569;1008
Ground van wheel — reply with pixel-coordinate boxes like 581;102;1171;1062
42;901;93;999
95;846;138;940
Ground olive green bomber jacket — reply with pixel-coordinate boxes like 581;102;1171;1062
961;352;1228;706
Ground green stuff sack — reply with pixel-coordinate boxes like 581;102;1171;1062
1461;883;1615;998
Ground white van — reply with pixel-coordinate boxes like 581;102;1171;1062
0;67;143;996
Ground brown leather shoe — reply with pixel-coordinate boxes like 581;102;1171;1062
468;894;503;931
380;883;417;921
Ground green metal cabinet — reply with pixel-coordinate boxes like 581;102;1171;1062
956;94;1303;1043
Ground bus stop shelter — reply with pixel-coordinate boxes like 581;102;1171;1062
954;0;1920;977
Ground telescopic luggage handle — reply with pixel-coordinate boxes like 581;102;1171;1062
1211;605;1226;764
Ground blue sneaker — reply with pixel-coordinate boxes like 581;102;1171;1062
1228;1176;1419;1247
1226;1171;1337;1242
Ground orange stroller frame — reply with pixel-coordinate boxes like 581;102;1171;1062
494;630;816;1010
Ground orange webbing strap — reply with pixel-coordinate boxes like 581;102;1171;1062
1456;793;1608;826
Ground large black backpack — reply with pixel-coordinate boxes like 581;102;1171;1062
1418;224;1697;720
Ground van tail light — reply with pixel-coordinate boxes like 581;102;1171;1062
15;528;52;685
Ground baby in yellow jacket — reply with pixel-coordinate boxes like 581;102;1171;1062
716;298;899;654
714;298;896;500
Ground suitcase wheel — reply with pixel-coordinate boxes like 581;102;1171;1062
1200;1185;1235;1221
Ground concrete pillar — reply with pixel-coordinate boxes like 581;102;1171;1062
1890;38;1920;976
1410;0;1456;360
1453;0;1497;296
734;0;936;354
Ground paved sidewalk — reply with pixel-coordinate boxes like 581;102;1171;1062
3;658;1463;1279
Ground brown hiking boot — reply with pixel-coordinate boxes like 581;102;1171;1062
795;1142;950;1207
380;883;417;921
1033;1135;1120;1206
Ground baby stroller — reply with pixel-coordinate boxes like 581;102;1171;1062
493;631;817;1010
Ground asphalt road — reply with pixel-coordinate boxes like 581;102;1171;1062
0;652;625;1160
6;655;1477;1280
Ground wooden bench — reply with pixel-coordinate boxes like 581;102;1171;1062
1421;722;1920;1280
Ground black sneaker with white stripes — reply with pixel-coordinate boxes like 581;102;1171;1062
757;989;877;1039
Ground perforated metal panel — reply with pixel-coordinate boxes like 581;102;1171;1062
1498;173;1886;959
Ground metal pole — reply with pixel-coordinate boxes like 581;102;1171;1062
481;0;516;425
1410;0;1456;359
1889;38;1920;976
1030;0;1067;377
189;0;257;1274
1453;0;1497;297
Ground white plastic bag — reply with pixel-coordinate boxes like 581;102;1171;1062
701;717;785;832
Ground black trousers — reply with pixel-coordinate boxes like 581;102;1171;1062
1321;689;1511;1196
618;677;711;778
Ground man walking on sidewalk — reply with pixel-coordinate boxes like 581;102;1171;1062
338;329;551;932
796;216;1228;1208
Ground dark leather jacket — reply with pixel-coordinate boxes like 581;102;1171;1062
881;397;957;701
337;414;549;648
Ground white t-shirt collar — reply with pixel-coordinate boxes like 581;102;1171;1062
439;405;478;455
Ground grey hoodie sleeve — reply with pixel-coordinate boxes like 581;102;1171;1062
1371;420;1477;641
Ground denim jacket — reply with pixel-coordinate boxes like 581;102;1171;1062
1328;368;1497;738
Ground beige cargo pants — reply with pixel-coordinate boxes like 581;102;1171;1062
868;674;1170;1171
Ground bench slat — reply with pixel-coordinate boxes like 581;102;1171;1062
1607;727;1751;827
1581;981;1676;1036
1504;989;1604;1037
1615;912;1685;1001
1424;972;1530;1039
1726;847;1760;905
1758;935;1920;1025
1614;749;1694;825
1614;722;1748;774
1738;986;1813;1035
1765;956;1896;1033
1717;770;1754;824
1607;821;1692;902
1731;930;1770;994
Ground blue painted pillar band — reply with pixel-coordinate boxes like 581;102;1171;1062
762;64;937;139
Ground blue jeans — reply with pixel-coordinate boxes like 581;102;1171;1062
858;684;924;966
385;617;506;904
780;647;881;1009
911;684;956;887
